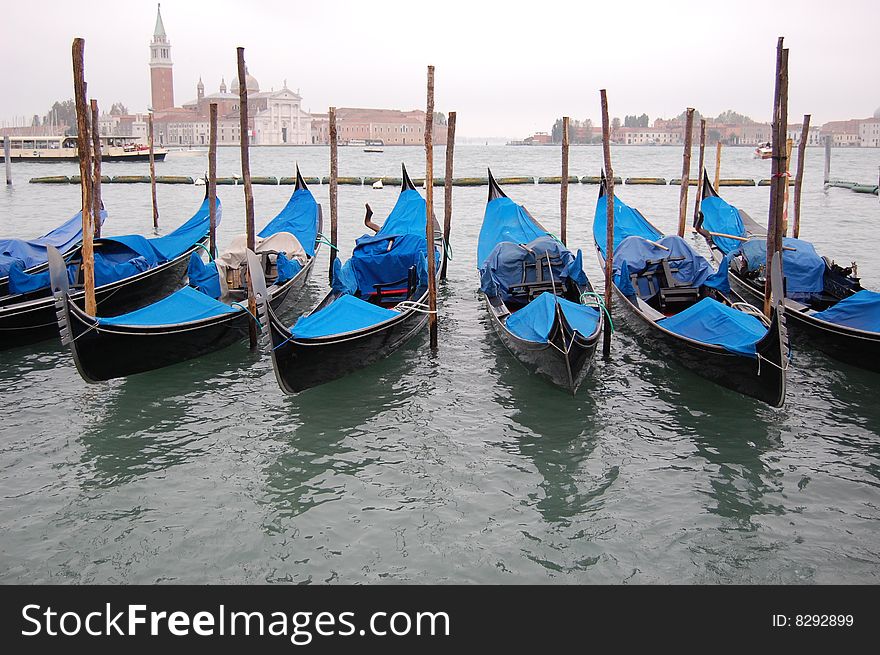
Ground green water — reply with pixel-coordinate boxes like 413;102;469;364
1;145;878;583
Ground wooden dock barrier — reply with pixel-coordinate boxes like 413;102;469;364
627;177;667;185
538;175;579;184
29;176;70;184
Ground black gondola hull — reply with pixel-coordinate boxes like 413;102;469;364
484;296;600;394
62;259;313;382
0;243;202;351
268;295;430;393
728;271;880;373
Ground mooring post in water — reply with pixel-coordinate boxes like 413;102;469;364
600;89;614;358
824;134;831;185
765;37;789;317
793;114;810;239
714;141;722;190
782;137;793;234
677;108;695;237
148;110;158;228
4;135;11;185
425;65;439;350
90;99;102;238
208;103;218;257
237;47;258;349
440;110;456;280
693;118;706;227
328;106;338;283
561;116;569;246
72;38;96;315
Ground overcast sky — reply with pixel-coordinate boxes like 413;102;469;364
2;0;878;137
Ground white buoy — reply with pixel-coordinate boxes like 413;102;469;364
372;179;383;189
194;177;206;186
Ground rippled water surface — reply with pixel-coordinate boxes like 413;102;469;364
1;145;878;583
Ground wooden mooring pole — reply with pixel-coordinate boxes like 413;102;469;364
693;118;706;227
208;103;218;257
600;89;614;358
561;116;569;246
823;135;831;185
72;38;96;315
4;135;11;185
440;111;456;280
237;47;258;348
677;108;695;237
765;37;789;318
148;111;158;228
782;137;793;234
90;99;102;238
714;141;722;190
425;65;439;350
328;106;338;283
793;114;810;238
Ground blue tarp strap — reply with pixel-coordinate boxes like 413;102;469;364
230;302;263;330
579;291;614;333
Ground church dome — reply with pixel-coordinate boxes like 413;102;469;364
231;69;259;94
874;106;880;120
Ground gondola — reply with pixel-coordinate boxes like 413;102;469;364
1;192;215;351
594;175;788;407
0;208;106;297
477;170;603;394
695;170;880;372
49;167;322;382
249;164;443;393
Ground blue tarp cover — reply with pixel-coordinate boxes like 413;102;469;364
0;209;107;278
291;293;399;338
613;235;730;299
593;192;662;257
8;260;76;294
736;237;825;294
477;197;550;267
658;297;767;357
479;236;587;303
699;196;746;255
275;252;302;284
812;289;880;332
258;188;319;257
187;252;222;299
98;285;235;327
377;189;427;237
505;291;600;343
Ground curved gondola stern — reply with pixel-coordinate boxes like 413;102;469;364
295;164;308;191
487;168;507;202
48;245;96;383
401;163;417;192
702;168;719;199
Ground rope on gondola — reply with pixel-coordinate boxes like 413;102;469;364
394;300;437;314
71;320;102;342
316;234;338;251
193;242;214;261
443;237;453;261
231;302;263;330
579;291;614;333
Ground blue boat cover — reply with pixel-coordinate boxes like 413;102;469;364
479;235;588;303
258;188;319;257
812;289;880;332
658;297;768;357
98;285;235;327
187;252;222;299
291;293;399;338
477;196;550;267
699;196;746;255
735;237;825;294
378;188;427;237
8;260;77;294
593;192;662;257
613;235;730;299
275;252;302;284
505;291;600;343
0;209;107;278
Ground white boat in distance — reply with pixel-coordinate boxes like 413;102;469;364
0;135;169;162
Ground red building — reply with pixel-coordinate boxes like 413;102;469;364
149;5;174;112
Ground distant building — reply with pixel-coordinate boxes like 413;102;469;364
820;118;866;147
524;132;552;145
310;108;447;146
786;124;824;146
614;127;679;145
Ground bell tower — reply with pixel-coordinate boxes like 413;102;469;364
149;4;174;111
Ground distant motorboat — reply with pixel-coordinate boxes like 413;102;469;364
364;147;384;153
754;142;772;159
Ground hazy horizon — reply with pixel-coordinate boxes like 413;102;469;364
3;0;878;138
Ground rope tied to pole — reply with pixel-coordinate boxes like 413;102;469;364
193;242;215;261
579;290;614;334
316;234;338;251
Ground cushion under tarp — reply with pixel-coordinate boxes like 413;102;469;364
735;237;825;294
215;231;307;296
812;289;880;332
658;297;767;357
291;294;399;338
505;292;600;343
258;187;320;257
477;196;549;267
97;286;235;327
